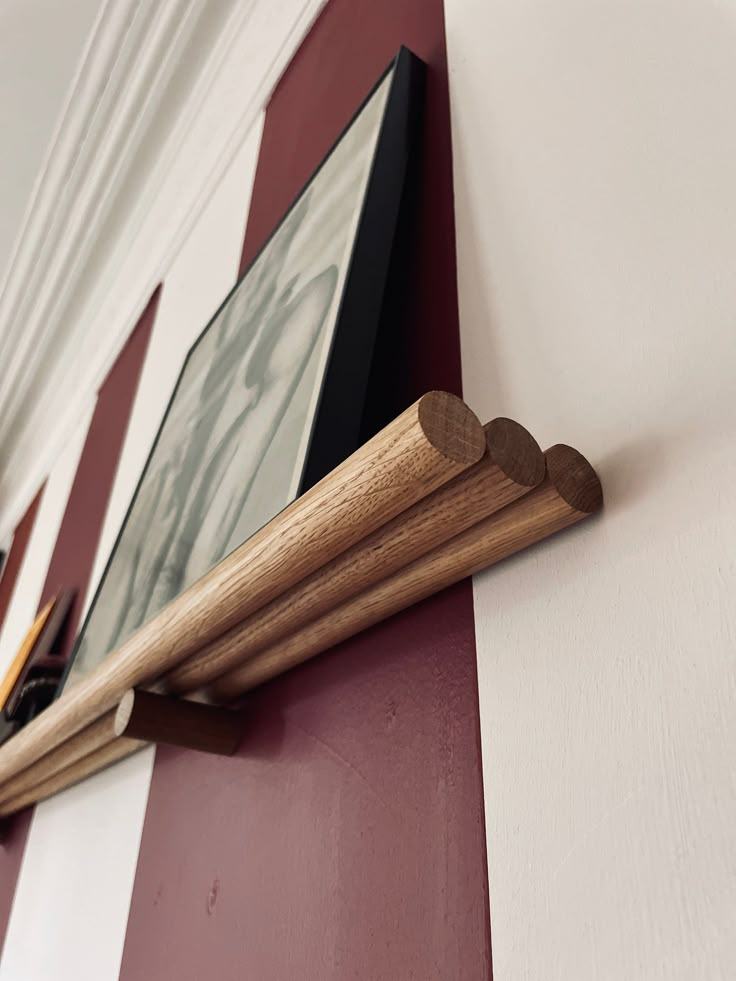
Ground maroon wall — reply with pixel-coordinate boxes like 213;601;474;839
0;809;32;953
0;292;158;955
121;2;491;979
0;489;45;950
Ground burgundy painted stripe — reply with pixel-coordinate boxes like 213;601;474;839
0;489;45;951
121;3;491;979
38;288;160;661
0;290;159;956
0;808;32;954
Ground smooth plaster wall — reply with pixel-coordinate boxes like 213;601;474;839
446;0;736;977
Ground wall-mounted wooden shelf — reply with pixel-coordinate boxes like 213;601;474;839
0;392;602;819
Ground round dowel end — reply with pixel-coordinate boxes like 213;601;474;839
417;392;485;465
484;418;545;488
114;690;136;737
546;444;603;514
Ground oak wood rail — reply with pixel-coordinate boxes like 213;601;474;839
0;393;483;795
0;738;143;818
209;444;602;699
164;417;545;693
0;415;536;810
0;440;602;817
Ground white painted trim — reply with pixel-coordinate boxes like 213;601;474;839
0;0;326;544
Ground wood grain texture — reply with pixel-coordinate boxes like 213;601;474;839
0;737;143;818
0;393;482;790
0;711;118;806
209;445;602;699
164;418;544;693
0;415;532;808
0;443;600;815
114;689;243;755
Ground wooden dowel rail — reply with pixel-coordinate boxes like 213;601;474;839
208;444;602;700
0;441;602;816
0;711;118;806
0;393;483;791
164;418;545;694
0;738;142;819
0;415;535;810
0;686;242;812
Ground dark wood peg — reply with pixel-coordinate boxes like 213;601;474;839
114;689;243;756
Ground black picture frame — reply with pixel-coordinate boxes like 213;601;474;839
60;47;425;691
299;46;425;487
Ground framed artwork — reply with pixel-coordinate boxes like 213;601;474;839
61;48;424;690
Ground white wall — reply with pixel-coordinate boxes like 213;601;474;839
0;0;102;279
0;116;264;981
446;0;736;978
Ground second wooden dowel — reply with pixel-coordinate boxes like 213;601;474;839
0;738;143;818
208;445;602;700
0;710;118;807
0;445;602;816
164;418;544;693
0;392;483;789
